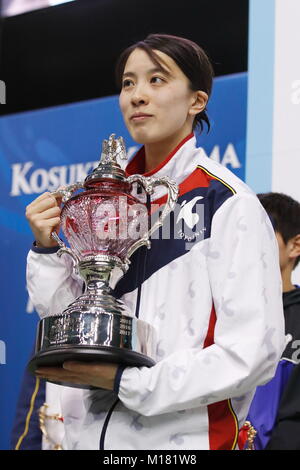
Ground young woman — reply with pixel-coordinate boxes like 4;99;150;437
24;34;285;450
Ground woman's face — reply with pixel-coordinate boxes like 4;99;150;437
119;48;199;145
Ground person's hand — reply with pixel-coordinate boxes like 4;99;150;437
25;192;62;248
35;362;119;390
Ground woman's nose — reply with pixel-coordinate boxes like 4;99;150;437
131;87;149;106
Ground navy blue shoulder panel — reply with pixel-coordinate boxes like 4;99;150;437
114;177;235;299
205;177;236;219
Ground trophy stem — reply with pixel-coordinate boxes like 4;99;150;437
86;279;109;293
49;255;129;317
78;255;128;291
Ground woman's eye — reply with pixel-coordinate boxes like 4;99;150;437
150;76;164;84
122;79;134;88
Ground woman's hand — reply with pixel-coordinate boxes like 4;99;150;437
25;192;62;248
35;362;119;390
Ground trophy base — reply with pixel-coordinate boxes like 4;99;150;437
28;344;155;370
28;345;155;389
28;310;157;389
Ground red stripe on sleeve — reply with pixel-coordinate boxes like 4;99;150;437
203;305;239;450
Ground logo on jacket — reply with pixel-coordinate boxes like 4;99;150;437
176;196;204;229
176;196;206;248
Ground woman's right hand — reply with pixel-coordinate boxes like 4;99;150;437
25;192;62;248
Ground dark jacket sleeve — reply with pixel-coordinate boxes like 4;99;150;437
266;363;300;450
10;355;46;450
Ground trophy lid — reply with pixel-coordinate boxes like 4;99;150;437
84;134;127;185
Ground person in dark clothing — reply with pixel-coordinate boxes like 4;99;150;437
244;192;300;450
266;361;300;449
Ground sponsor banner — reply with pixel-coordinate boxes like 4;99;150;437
0;73;247;449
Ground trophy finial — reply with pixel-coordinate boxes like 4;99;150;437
85;134;127;185
101;134;127;164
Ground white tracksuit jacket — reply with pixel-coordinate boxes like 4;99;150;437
27;134;286;450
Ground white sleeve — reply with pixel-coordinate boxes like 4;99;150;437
27;248;83;318
117;193;286;416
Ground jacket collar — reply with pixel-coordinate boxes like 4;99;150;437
125;133;202;200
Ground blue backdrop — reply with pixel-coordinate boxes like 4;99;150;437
0;72;247;450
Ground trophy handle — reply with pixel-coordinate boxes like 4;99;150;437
51;181;85;203
49;182;84;266
125;175;179;260
51;232;80;267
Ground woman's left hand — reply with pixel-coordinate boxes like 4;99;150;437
35;361;119;390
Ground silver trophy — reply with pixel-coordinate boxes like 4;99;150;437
28;135;178;378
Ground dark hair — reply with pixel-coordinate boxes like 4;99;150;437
115;33;214;133
257;192;300;269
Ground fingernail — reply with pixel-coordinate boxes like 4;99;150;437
63;361;77;369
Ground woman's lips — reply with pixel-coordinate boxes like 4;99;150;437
130;113;153;121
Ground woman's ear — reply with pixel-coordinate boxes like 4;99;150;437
289;234;300;261
189;91;208;116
